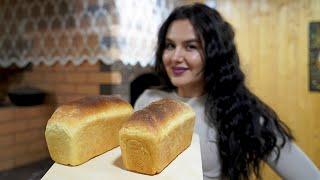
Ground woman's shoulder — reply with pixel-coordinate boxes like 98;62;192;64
134;89;172;110
143;88;171;97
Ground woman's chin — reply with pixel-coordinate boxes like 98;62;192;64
170;80;189;88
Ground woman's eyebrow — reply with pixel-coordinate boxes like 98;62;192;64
165;38;174;42
165;38;200;44
185;39;200;44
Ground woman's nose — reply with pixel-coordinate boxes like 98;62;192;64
171;48;184;62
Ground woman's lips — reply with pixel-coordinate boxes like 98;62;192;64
172;67;188;76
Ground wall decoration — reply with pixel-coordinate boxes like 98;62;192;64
309;22;320;91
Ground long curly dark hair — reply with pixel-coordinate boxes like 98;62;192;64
155;3;294;180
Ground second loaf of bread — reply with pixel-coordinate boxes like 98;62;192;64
119;98;195;175
45;95;133;166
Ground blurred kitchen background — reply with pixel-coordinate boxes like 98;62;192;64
0;0;319;179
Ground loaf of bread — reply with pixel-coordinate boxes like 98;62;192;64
119;98;195;175
45;95;133;166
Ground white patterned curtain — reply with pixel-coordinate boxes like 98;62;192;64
0;0;215;68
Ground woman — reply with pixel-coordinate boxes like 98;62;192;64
134;3;320;180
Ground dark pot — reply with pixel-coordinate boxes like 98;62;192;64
8;87;46;106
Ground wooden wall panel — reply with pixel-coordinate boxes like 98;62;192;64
216;0;320;179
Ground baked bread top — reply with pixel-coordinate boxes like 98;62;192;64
121;98;195;137
47;95;133;130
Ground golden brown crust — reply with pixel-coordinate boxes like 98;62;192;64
45;95;134;166
48;95;133;127
119;98;195;174
64;95;126;109
123;98;192;131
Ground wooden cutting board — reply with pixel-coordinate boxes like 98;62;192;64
42;134;203;180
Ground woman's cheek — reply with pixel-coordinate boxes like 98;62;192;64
162;52;170;64
189;52;202;62
162;54;173;72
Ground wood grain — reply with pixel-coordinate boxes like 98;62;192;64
216;0;320;179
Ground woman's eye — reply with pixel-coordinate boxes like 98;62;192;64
165;43;175;50
186;44;197;50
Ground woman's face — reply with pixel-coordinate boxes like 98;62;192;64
162;19;204;90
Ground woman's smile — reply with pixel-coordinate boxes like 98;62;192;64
172;66;189;76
